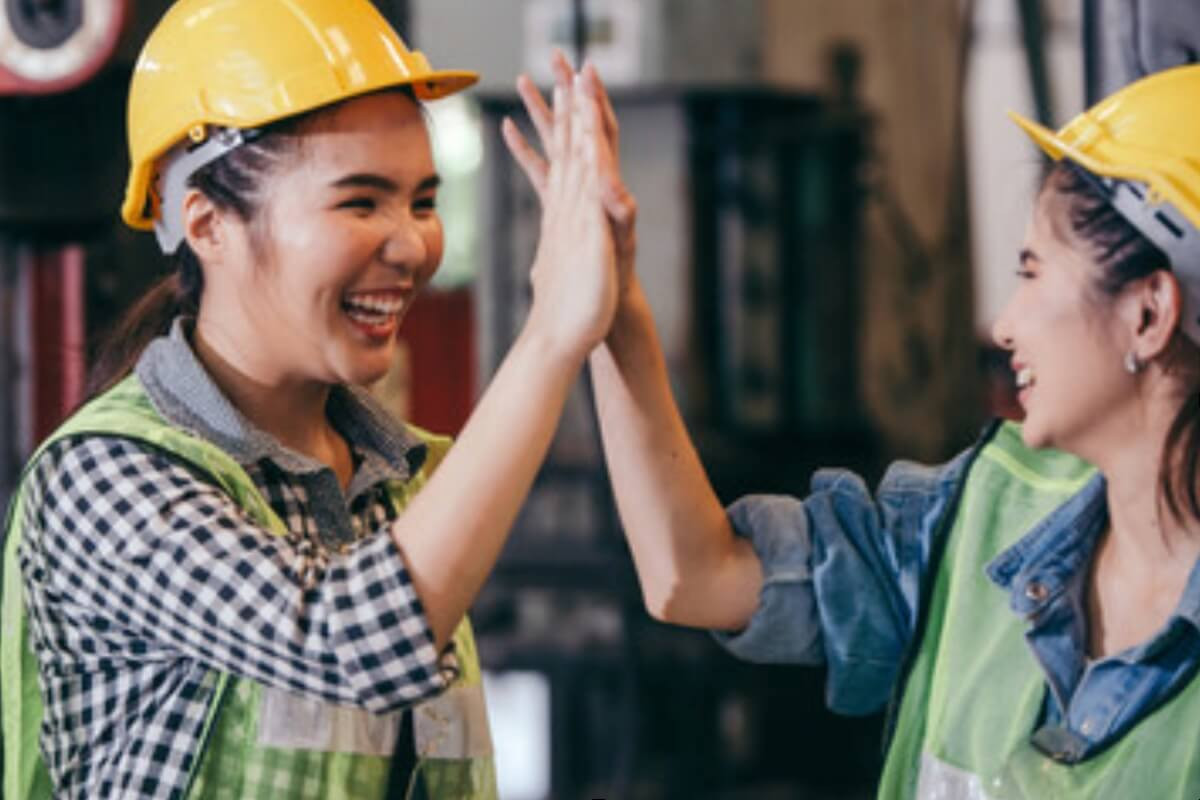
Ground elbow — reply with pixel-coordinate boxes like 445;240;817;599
640;577;695;626
638;557;761;632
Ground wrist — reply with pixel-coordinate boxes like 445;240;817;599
516;319;589;375
608;278;653;343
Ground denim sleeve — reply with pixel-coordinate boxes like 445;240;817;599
712;448;974;715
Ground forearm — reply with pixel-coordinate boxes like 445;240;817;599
590;282;761;629
391;327;581;649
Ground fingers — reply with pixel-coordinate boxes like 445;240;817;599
514;49;574;150
575;74;600;171
575;61;627;221
548;81;571;199
525;49;631;241
575;63;633;229
582;61;619;152
512;51;623;205
515;74;553;149
501;117;548;197
551;49;574;94
604;183;637;227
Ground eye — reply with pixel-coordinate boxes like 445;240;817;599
413;195;438;213
1015;268;1037;279
337;197;377;213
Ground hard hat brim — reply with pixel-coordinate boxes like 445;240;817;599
1008;109;1126;181
1009;108;1200;229
121;68;480;232
1008;111;1066;161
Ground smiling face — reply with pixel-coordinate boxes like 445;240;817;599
201;91;443;388
991;186;1137;453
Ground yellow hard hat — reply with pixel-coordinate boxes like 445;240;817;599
1010;64;1200;231
122;0;478;233
1010;64;1200;343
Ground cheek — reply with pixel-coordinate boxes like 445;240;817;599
1019;279;1082;338
420;220;445;280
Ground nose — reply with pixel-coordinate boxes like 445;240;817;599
380;218;428;274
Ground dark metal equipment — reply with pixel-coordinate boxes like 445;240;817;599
1083;0;1200;104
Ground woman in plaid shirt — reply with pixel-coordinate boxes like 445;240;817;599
1;1;631;798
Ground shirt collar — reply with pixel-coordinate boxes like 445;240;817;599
985;471;1200;636
133;318;426;480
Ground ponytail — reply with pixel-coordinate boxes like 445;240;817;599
84;244;205;399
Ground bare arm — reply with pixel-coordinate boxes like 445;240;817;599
589;282;762;630
394;73;617;650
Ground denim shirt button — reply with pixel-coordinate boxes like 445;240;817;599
1024;581;1049;602
1079;718;1093;735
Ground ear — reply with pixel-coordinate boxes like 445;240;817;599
1128;269;1184;361
181;188;223;264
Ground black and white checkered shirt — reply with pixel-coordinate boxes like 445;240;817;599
16;320;451;798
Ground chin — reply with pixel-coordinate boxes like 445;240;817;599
1019;417;1053;450
323;346;394;388
343;361;393;388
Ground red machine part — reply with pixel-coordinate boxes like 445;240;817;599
25;245;86;446
398;288;477;436
0;0;128;96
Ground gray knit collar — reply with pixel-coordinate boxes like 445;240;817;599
133;318;427;484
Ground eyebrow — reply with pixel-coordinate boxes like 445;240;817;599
1018;247;1039;265
330;173;441;193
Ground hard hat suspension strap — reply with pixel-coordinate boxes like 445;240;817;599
1077;168;1200;344
153;126;259;255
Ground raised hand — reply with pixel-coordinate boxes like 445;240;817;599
519;64;618;366
503;51;638;303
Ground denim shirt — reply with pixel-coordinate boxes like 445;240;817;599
714;439;1200;761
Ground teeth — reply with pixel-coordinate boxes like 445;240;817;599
345;306;392;326
342;291;407;327
1016;367;1034;389
343;294;405;315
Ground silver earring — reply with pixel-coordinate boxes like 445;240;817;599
1124;351;1144;374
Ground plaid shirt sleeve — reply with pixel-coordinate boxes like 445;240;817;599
23;434;450;713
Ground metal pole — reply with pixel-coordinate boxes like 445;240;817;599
1015;0;1054;124
571;0;587;68
1081;0;1100;104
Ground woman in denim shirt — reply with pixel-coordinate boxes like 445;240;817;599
509;60;1200;796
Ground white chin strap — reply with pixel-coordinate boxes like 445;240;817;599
1082;171;1200;346
153;127;248;255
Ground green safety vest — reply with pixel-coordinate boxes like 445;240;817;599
1;374;498;799
879;421;1200;798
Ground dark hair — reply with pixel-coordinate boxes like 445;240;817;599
85;119;304;399
1044;159;1200;526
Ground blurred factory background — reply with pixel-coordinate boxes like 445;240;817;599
0;1;1195;797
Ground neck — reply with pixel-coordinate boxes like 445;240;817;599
192;313;337;461
1085;393;1199;566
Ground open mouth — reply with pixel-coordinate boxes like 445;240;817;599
1015;366;1034;389
341;290;408;337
